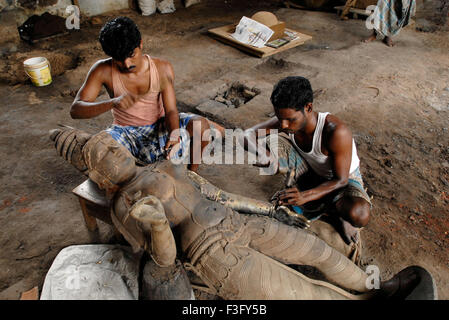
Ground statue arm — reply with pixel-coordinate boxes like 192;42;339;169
187;170;310;229
129;196;177;267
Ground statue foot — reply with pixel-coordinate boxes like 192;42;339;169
378;266;437;300
141;258;195;300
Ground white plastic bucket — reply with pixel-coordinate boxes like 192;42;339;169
23;57;52;87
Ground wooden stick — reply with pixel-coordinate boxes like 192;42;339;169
340;0;358;19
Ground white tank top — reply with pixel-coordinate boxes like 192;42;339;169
288;112;360;180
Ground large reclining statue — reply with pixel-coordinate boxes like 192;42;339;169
49;127;437;300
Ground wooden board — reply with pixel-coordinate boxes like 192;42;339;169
72;179;110;208
335;5;370;17
208;24;312;58
335;5;415;27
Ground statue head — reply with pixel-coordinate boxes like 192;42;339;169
50;126;91;174
82;131;137;196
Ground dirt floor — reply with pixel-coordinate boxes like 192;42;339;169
0;0;448;300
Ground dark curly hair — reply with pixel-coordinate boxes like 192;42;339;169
99;16;141;62
270;76;313;112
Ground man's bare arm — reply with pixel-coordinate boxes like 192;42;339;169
279;122;353;205
241;117;279;151
157;60;182;157
70;60;121;119
247;117;279;137
159;60;179;135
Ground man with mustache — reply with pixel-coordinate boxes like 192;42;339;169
244;76;371;245
70;16;222;172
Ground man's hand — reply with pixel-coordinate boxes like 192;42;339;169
164;136;181;160
278;187;307;206
114;93;138;110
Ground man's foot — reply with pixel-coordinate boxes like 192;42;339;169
383;36;394;47
362;32;377;43
335;217;359;245
328;215;359;245
187;164;199;173
340;217;359;244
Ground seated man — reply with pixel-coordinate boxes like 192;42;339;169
70;16;223;172
244;76;371;244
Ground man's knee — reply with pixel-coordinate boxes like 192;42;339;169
336;197;370;227
186;116;210;137
348;200;370;227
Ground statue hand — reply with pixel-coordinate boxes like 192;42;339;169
272;206;310;229
129;196;169;232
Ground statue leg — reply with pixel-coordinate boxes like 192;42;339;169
245;216;370;293
191;241;365;300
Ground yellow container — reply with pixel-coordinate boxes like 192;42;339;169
23;57;52;87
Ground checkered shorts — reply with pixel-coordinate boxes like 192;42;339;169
106;113;195;165
267;133;372;219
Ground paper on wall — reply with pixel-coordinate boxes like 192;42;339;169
230;16;274;48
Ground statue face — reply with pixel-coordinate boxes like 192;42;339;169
83;132;137;192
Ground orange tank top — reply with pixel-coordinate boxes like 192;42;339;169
111;55;165;126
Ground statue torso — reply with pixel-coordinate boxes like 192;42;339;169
111;162;240;254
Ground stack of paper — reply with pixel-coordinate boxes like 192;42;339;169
231;16;274;48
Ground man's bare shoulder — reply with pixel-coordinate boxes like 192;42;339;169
151;57;171;66
90;58;113;74
151;57;173;75
151;57;174;90
324;114;352;143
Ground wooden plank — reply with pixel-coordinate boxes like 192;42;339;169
78;197;98;231
283;1;307;9
20;287;39;300
334;5;371;16
208;25;312;58
335;5;415;28
340;0;358;18
72;179;110;208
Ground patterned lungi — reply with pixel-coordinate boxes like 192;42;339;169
371;0;416;37
106;112;195;165
267;133;372;220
